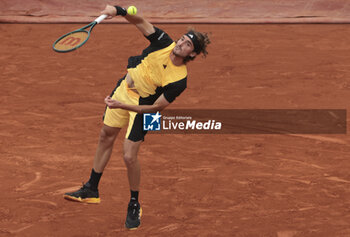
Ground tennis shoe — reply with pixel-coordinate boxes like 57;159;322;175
125;201;142;230
64;183;100;204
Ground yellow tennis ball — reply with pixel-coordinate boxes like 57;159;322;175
127;6;137;15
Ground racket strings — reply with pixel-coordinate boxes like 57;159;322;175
53;31;89;52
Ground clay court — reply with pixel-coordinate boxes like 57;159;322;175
1;1;350;237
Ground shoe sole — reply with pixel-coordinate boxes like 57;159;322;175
63;195;101;204
125;207;142;230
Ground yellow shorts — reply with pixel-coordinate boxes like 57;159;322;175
103;76;146;141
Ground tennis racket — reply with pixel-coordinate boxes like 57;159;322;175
53;14;107;53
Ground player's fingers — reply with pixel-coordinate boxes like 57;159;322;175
101;4;116;17
105;97;115;105
101;11;109;16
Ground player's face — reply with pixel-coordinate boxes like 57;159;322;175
173;35;196;57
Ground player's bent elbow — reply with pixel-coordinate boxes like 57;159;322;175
157;105;167;112
148;104;167;114
156;101;170;112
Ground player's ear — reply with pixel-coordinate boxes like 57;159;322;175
189;52;197;57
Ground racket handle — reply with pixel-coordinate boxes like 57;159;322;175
94;14;108;24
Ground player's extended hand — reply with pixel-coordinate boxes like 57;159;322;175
104;96;123;109
101;5;116;19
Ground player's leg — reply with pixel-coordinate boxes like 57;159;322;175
123;138;142;191
64;76;129;204
63;124;121;203
93;124;121;173
123;138;143;230
123;108;146;229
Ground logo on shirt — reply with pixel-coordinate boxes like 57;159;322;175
158;32;165;40
143;112;162;131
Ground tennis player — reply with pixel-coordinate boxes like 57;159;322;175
64;4;210;230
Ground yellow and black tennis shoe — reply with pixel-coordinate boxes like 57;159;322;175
125;201;142;230
64;183;100;204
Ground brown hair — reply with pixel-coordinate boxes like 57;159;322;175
183;27;211;64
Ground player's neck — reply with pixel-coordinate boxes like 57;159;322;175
169;51;184;66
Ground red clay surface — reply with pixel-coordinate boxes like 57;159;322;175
1;0;350;23
1;24;350;236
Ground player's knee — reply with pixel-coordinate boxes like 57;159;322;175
99;127;116;144
123;154;137;167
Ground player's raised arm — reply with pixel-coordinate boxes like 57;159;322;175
101;5;155;36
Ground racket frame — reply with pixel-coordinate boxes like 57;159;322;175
53;15;107;53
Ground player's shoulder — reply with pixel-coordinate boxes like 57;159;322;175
162;76;187;103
